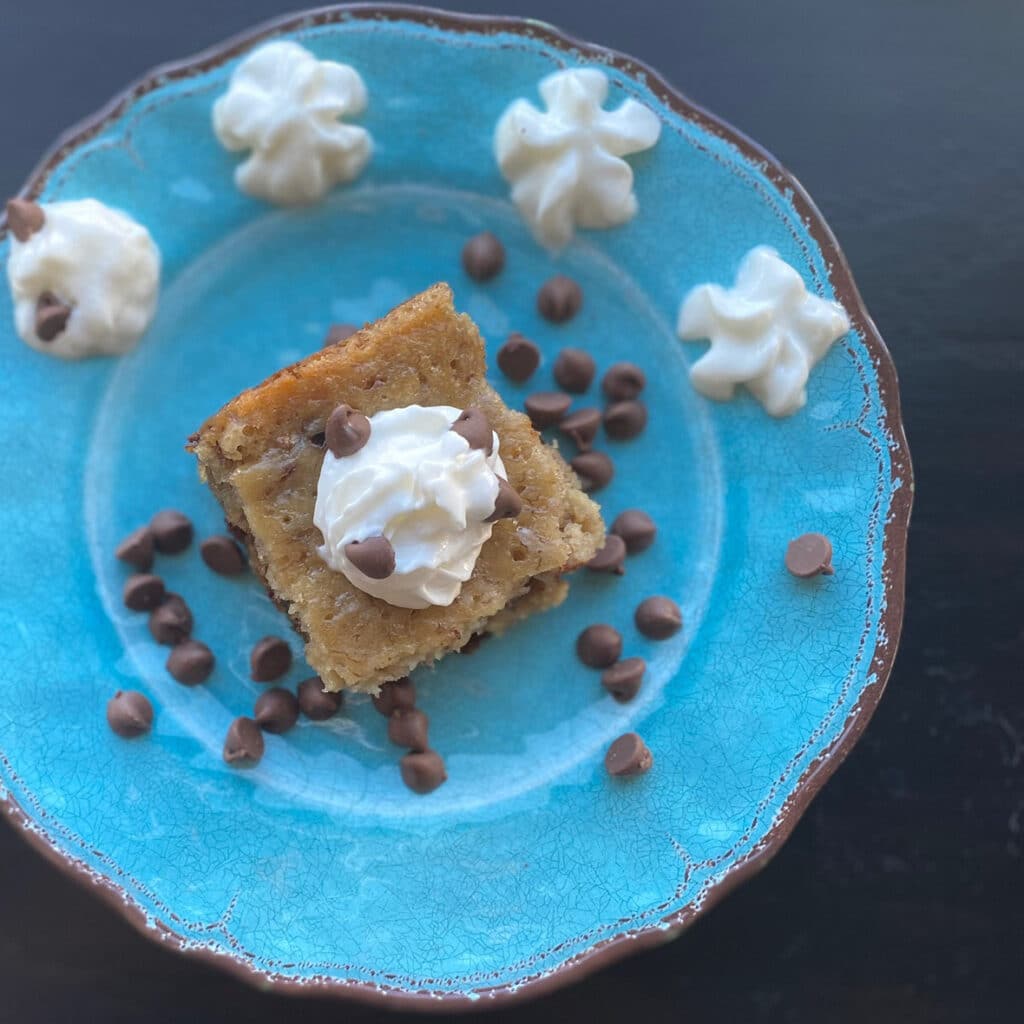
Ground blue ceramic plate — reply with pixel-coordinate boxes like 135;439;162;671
0;5;911;1010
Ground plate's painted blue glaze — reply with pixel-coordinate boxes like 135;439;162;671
0;8;909;1008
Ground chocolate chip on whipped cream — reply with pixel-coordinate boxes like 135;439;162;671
605;732;653;777
496;332;540;382
5;198;45;242
450;407;494;454
372;677;416;716
577;624;623;668
223;717;264;767
150;509;193;555
254;687;300;734
297;676;344;721
115;525;154;571
603;400;648;440
602;362;646;401
462;231;506;281
537;275;583;323
106;690;153;739
524;391;571;428
388;707;430;752
586;534;627;575
123;573;165;611
34;292;71;342
601;657;645;702
344;535;396;579
325;403;371;458
553;348;596;393
559;408;601;450
399;750;448;794
570;450;614;492
166;639;214;685
250;636;292;682
785;533;835;578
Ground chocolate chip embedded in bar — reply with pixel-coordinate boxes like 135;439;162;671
485;478;523;523
785;532;835;578
223;717;265;767
553;348;596;393
576;624;623;668
603;400;648;440
115;526;155;571
461;231;506;281
250;636;292;682
149;509;193;554
570;450;614;492
602;362;646;401
399;750;448;794
297;676;344;721
496;332;540;382
322;323;358;348
611;509;656;553
148;594;193;646
166;639;215;685
325;403;371;458
122;573;166;611
5;197;45;242
601;657;646;702
605;732;653;777
388;707;430;752
524;391;571;428
586;534;627;574
372;677;416;716
106;690;153;738
200;535;247;576
450;407;494;454
635;596;682;639
559;408;601;450
537;274;583;323
254;687;300;734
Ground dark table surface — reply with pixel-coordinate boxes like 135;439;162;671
2;1;1020;1021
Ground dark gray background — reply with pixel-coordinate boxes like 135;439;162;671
2;1;1021;1021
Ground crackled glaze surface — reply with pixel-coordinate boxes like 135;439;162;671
0;7;909;1009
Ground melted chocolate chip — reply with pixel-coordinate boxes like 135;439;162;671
345;535;396;579
372;677;416;716
223;717;264;767
325;404;371;458
485;478;523;522
35;292;71;342
570;450;614;492
166;640;214;685
149;510;193;555
250;636;292;682
148;594;193;646
553;348;596;393
586;534;627;574
106;690;153;739
123;573;165;611
388;707;430;752
200;534;247;576
496;333;540;382
399;750;448;794
603;400;648;440
451;408;493;454
297;676;344;721
6;198;45;242
559;408;601;450
323;323;358;347
462;231;506;281
601;658;646;702
611;509;657;553
635;596;682;640
524;391;571;428
537;275;583;323
605;732;653;777
115;526;154;571
785;533;835;577
254;687;300;734
576;624;623;668
602;362;646;401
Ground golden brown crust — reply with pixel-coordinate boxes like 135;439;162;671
190;284;604;692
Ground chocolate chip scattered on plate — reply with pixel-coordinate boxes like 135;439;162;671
297;677;344;721
537;274;583;323
785;532;835;577
570;450;614;492
559;407;601;450
372;677;416;716
586;534;627;574
148;594;193;646
461;231;506;281
149;509;193;554
399;750;448;794
576;624;623;668
553;348;596;393
254;687;300;734
166;639;215;686
250;636;292;682
602;362;646;401
635;596;682;640
388;708;430;752
524;391;571;428
603;400;648;440
611;509;657;553
496;332;540;382
601;658;646;703
115;525;155;571
122;573;165;611
605;732;653;777
106;690;153;739
223;717;264;767
200;535;247;576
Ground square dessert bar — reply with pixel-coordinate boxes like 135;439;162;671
189;284;604;692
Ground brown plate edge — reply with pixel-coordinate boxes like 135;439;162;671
0;2;914;1012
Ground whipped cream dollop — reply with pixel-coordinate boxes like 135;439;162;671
314;405;507;609
494;67;661;248
212;40;372;205
6;198;160;359
677;246;851;417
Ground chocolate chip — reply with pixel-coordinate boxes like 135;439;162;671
297;676;344;721
586;534;627;575
605;732;653;777
524;391;571;428
372;676;416;716
123;573;165;611
537;275;583;323
254;687;300;734
462;231;506;281
570;451;614;492
485;478;523;522
496;333;540;382
553;348;596;392
166;640;214;685
106;690;153;739
35;292;70;342
450;407;493;454
399;750;448;794
148;594;193;646
559;408;601;450
325;403;371;458
345;535;396;579
250;636;292;682
388;707;430;752
115;526;154;571
576;624;623;668
785;533;835;578
223;717;264;767
603;400;648;440
323;322;358;347
635;596;682;640
200;535;247;576
601;657;646;702
149;510;193;554
602;362;646;401
5;198;45;242
459;633;488;655
611;509;657;553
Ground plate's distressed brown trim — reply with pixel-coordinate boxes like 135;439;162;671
0;3;913;1011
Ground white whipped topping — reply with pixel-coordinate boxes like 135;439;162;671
494;67;661;248
314;405;505;609
6;198;160;359
677;246;851;417
212;40;372;205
